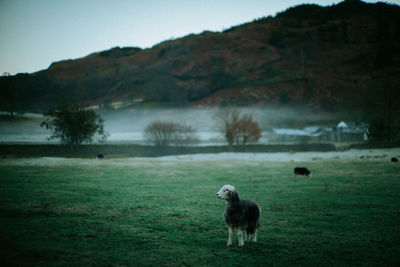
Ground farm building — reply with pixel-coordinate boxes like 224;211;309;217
267;121;368;143
270;127;322;143
334;121;368;142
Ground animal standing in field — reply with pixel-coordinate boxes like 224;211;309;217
294;167;311;178
391;157;398;162
216;185;261;246
96;154;104;159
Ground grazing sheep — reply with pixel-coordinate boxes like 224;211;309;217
96;154;104;159
294;167;311;178
391;157;399;162
216;185;261;246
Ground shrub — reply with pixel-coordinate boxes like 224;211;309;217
144;120;198;147
40;103;108;149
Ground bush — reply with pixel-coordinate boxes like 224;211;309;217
143;120;199;147
40;103;108;149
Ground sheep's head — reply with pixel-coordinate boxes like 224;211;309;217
216;185;237;200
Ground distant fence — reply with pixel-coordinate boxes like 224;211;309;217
0;144;336;158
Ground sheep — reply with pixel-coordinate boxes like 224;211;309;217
216;185;261;246
294;167;311;178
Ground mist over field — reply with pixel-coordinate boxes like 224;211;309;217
0;106;338;145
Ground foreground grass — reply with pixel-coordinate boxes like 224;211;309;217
0;159;399;266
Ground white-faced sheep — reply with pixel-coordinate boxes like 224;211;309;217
216;185;261;246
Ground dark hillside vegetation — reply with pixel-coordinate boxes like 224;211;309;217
0;0;399;113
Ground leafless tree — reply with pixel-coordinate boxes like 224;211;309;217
144;120;199;147
236;114;262;145
215;108;261;147
171;123;199;146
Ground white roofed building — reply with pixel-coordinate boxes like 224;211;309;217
266;121;368;144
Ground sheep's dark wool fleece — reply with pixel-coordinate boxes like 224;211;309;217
217;185;261;246
294;167;311;177
224;189;260;235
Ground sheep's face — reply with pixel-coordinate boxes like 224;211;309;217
216;185;236;200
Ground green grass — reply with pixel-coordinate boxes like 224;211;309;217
0;159;400;266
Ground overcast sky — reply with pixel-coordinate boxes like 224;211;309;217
1;0;399;75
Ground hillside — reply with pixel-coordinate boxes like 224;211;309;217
1;0;399;112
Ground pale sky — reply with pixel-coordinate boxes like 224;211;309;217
1;0;399;75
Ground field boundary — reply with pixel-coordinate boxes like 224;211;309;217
0;144;336;158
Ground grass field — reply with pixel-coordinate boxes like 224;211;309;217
1;156;400;266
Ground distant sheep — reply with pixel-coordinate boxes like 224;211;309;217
216;185;261;246
294;167;311;178
96;154;104;159
391;157;399;162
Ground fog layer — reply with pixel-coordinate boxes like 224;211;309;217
0;107;339;144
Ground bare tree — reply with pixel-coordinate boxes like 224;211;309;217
171;123;199;146
144;120;198;147
215;108;240;147
236;114;262;145
215;108;261;147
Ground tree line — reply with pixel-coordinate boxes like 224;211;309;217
41;104;262;149
39;99;400;148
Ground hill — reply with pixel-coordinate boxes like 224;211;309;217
0;0;399;113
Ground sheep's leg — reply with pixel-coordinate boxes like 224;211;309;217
238;228;244;246
252;229;257;242
245;231;251;241
227;226;233;246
